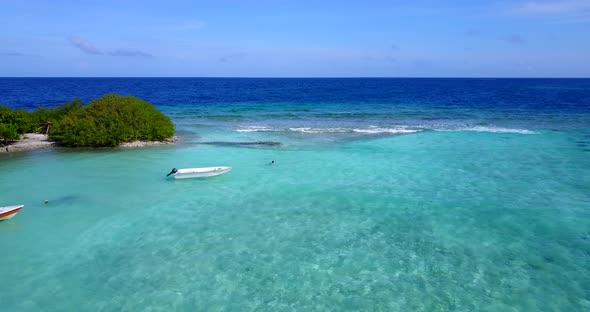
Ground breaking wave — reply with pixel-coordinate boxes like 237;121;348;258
352;127;421;134
289;127;350;134
236;126;281;133
235;125;536;135
236;125;421;135
434;126;537;134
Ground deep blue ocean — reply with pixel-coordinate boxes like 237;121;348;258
1;78;589;311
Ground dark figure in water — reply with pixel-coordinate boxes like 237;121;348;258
167;168;178;176
268;160;275;165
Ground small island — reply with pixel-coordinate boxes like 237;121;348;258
1;94;175;153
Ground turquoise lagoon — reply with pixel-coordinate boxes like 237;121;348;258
1;78;589;311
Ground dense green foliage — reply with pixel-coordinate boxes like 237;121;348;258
0;95;174;147
50;94;174;147
0;99;84;143
29;99;85;128
0;105;35;142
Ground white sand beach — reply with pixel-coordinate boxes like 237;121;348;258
1;134;178;153
1;133;54;153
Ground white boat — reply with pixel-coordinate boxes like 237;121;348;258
0;205;24;221
166;166;232;179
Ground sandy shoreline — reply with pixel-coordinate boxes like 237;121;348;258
1;133;177;153
1;133;55;153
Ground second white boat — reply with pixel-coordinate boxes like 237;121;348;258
166;166;232;179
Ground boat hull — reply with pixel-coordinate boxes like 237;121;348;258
0;205;24;221
173;167;232;179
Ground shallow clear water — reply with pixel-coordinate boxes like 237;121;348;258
1;78;590;311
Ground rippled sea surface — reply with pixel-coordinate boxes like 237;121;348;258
1;78;589;311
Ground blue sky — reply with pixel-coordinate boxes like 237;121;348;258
0;0;589;77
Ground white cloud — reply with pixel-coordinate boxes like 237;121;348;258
68;36;152;57
69;36;102;55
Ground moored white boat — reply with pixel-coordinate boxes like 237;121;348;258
167;166;232;179
0;205;24;221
